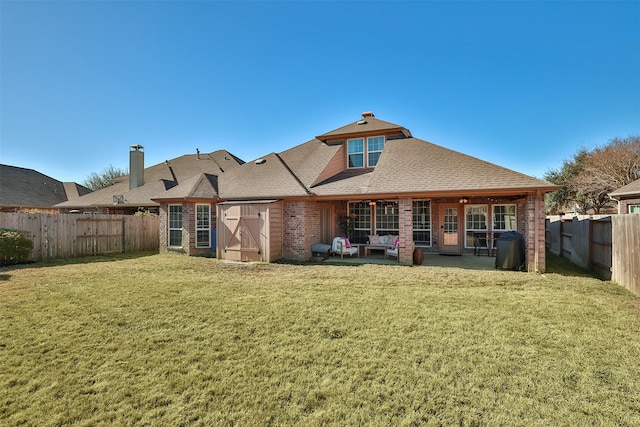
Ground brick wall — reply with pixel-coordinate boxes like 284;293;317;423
159;202;217;256
525;193;546;273
158;203;168;253
282;200;321;260
398;198;414;264
619;198;640;214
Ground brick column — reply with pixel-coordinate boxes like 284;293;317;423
159;203;168;253
526;193;546;273
398;198;414;265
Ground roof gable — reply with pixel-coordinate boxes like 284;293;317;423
153;173;219;200
219;153;312;199
56;149;243;208
317;114;411;141
610;177;640;198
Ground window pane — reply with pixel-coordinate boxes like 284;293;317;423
168;205;183;247
348;139;364;168
196;230;210;247
347;138;364;153
196;204;210;248
367;136;384;167
629;205;640;214
348;153;364;168
368;151;381;167
413;200;431;246
375;201;399;235
348;201;371;244
169;230;182;247
493;204;516;230
465;205;487;248
368;136;384;151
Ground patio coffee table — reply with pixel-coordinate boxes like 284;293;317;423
364;245;388;256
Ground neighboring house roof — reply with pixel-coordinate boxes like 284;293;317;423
609;178;640;199
56;150;243;209
217;114;558;201
0;164;91;209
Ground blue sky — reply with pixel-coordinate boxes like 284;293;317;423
2;1;639;184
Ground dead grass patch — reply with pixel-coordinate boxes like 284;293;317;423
1;253;639;425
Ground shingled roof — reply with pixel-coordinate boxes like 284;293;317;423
0;164;91;210
217;114;558;201
609;178;640;198
317;112;412;140
153;173;220;200
57;150;243;210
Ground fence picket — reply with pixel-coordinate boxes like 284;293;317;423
0;213;159;261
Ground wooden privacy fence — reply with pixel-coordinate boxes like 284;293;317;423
545;215;612;280
0;213;159;261
611;214;640;295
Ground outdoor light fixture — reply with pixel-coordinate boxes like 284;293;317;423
368;201;376;206
459;197;470;204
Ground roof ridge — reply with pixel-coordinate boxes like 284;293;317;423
273;153;312;196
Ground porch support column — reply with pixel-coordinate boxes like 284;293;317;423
526;191;546;273
398;198;414;265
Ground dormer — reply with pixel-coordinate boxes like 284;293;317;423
311;112;413;186
316;111;412;170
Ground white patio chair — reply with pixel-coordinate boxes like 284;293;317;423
332;237;359;259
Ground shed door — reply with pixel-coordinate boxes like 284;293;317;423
439;204;461;254
221;205;262;262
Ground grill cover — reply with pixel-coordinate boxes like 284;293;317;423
495;231;525;270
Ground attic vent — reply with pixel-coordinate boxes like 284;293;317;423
255;158;266;165
357;119;367;125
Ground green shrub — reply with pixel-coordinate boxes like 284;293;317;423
0;228;34;265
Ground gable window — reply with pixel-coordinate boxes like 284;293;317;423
347;136;385;168
196;204;211;248
347;138;364;168
367;136;385;167
168;205;183;247
464;205;488;248
493;204;517;233
413;200;431;246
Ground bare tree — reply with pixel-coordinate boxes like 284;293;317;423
82;164;128;191
544;135;640;214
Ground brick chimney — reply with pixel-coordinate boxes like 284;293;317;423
129;144;144;190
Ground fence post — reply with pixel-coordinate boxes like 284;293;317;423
559;214;564;258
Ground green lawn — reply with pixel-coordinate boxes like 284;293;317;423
1;253;639;426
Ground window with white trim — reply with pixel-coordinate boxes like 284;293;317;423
492;204;517;232
367;136;385;167
348;201;371;244
375;201;399;236
347;138;364;168
347;136;385;168
168;205;183;247
629;204;640;214
413;200;431;246
464;205;488;248
196;204;211;248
